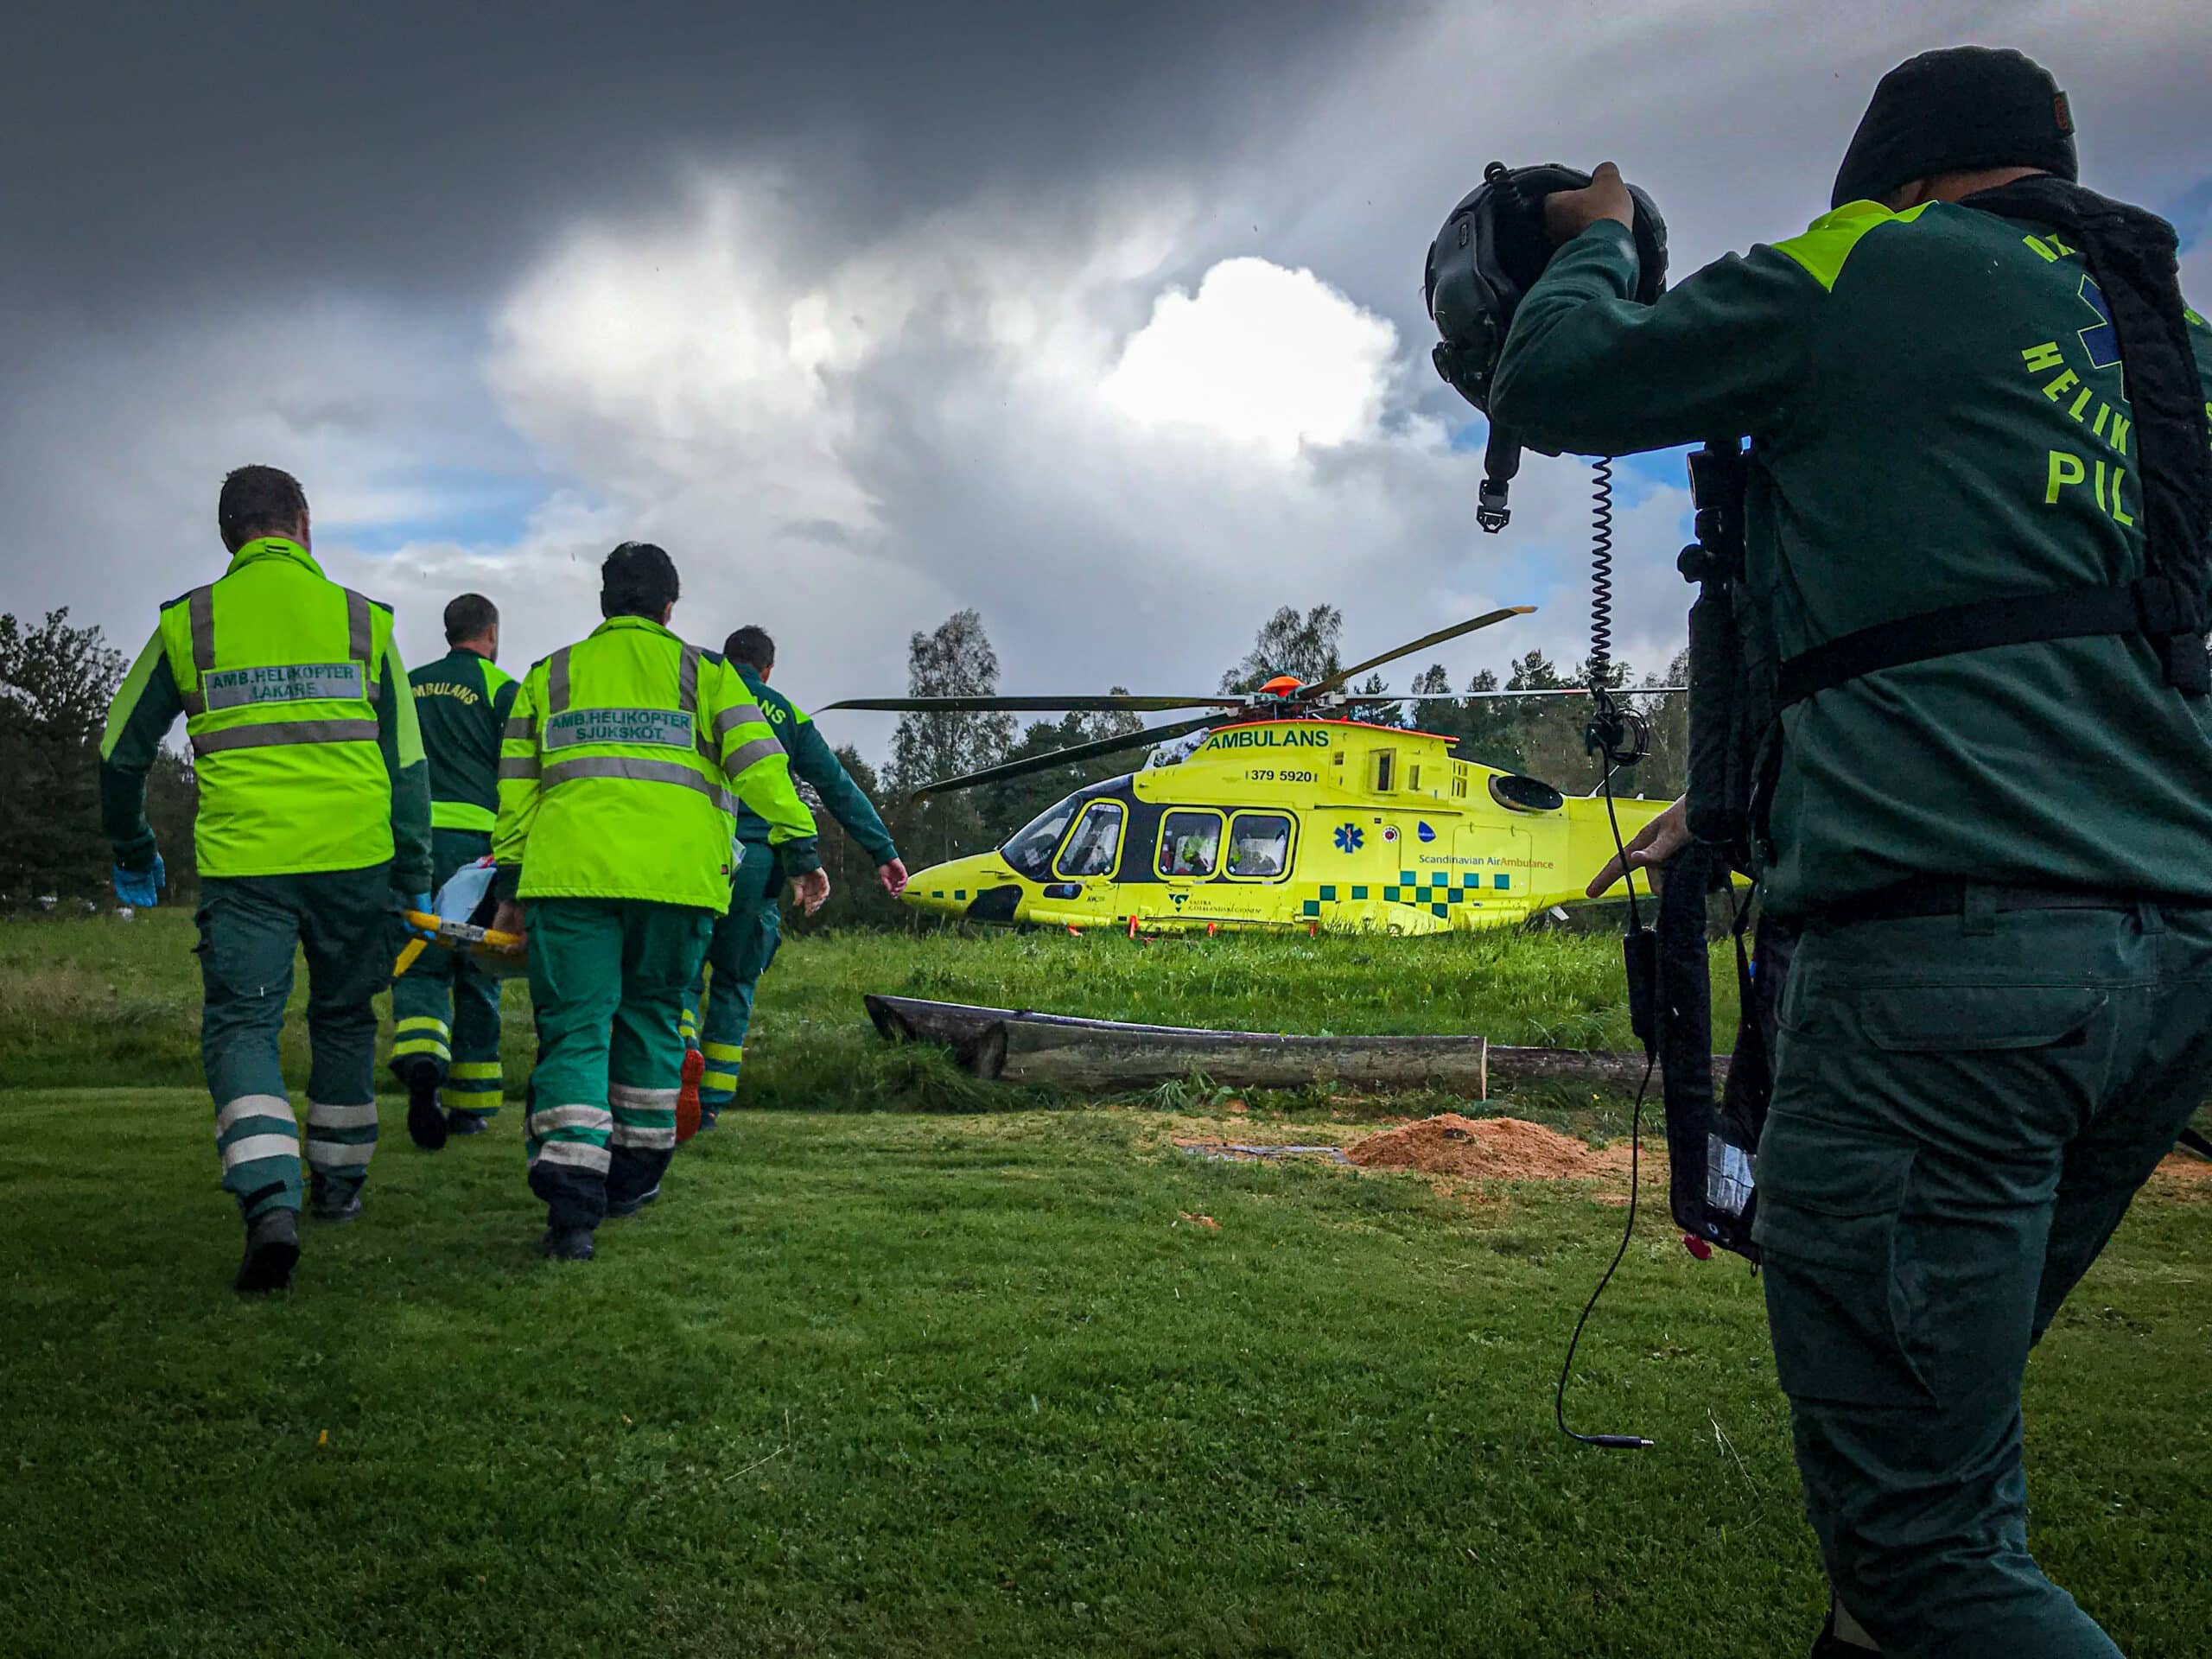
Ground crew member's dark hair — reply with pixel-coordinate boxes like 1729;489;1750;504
217;465;309;552
723;626;775;674
601;542;681;620
444;593;499;645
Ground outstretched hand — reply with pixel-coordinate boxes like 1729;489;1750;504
790;868;831;915
877;858;909;898
1586;798;1689;898
1544;162;1635;245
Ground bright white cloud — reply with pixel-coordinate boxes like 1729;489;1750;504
1102;257;1399;456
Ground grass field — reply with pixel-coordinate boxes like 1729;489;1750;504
2;912;2208;1656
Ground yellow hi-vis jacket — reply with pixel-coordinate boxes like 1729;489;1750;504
99;537;433;884
493;616;819;910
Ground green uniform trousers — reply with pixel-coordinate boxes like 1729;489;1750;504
683;842;781;1111
524;897;713;1230
1757;904;2212;1658
389;828;505;1117
194;865;393;1222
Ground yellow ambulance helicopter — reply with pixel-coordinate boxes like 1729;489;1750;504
826;607;1678;935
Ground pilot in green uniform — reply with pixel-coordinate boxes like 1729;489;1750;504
388;593;518;1147
1495;48;2212;1659
682;626;904;1128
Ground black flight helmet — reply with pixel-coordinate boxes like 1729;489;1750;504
1425;162;1668;529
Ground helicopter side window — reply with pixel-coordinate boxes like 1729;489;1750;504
1374;749;1395;791
1156;810;1224;878
1225;813;1293;880
1001;798;1077;881
1056;801;1125;878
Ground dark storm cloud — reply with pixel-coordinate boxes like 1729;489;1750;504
3;0;1395;311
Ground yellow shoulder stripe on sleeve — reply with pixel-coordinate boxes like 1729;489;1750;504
1771;200;1938;294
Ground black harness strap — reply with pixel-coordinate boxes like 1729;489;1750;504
1777;576;2198;708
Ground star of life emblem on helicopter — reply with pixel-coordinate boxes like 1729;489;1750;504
1334;823;1364;854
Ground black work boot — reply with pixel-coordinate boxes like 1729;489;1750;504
309;1174;364;1224
445;1109;491;1137
607;1184;661;1219
538;1226;594;1262
234;1209;301;1294
404;1060;448;1150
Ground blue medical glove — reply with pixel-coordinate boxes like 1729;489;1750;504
112;853;165;908
398;890;437;942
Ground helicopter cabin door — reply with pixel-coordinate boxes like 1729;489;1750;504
1154;808;1227;921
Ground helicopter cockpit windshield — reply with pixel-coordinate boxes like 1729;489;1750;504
1001;798;1077;880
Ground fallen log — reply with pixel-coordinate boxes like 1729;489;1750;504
864;994;1727;1096
992;1020;1489;1093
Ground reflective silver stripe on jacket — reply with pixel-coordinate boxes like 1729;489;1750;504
546;646;572;715
608;1083;680;1113
539;755;736;814
343;590;381;701
499;754;541;780
180;585;216;714
190;719;381;756
503;715;537;741
677;645;700;715
345;589;372;664
713;703;769;741
722;736;783;778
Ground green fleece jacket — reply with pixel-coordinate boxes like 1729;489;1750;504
1491;204;2212;916
734;667;898;863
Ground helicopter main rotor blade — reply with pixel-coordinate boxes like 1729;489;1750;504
908;711;1222;800
822;694;1241;715
1300;606;1535;700
1392;684;1685;701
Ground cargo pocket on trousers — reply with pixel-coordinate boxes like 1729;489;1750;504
1752;1116;1930;1408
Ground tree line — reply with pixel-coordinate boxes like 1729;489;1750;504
0;611;198;906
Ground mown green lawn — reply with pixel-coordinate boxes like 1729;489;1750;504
2;913;2207;1656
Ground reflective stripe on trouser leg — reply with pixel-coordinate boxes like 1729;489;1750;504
446;953;505;1114
213;1094;302;1222
197;875;306;1219
524;898;629;1231
297;867;390;1199
391;1014;452;1067
443;1061;504;1115
607;900;715;1205
390;945;454;1082
306;1098;378;1179
698;851;779;1108
701;1043;742;1103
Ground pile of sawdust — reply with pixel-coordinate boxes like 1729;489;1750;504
2149;1151;2212;1196
1345;1114;1630;1181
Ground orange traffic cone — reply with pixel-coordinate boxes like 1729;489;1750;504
676;1046;703;1143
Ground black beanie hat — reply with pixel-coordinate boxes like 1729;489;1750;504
1832;46;2077;210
